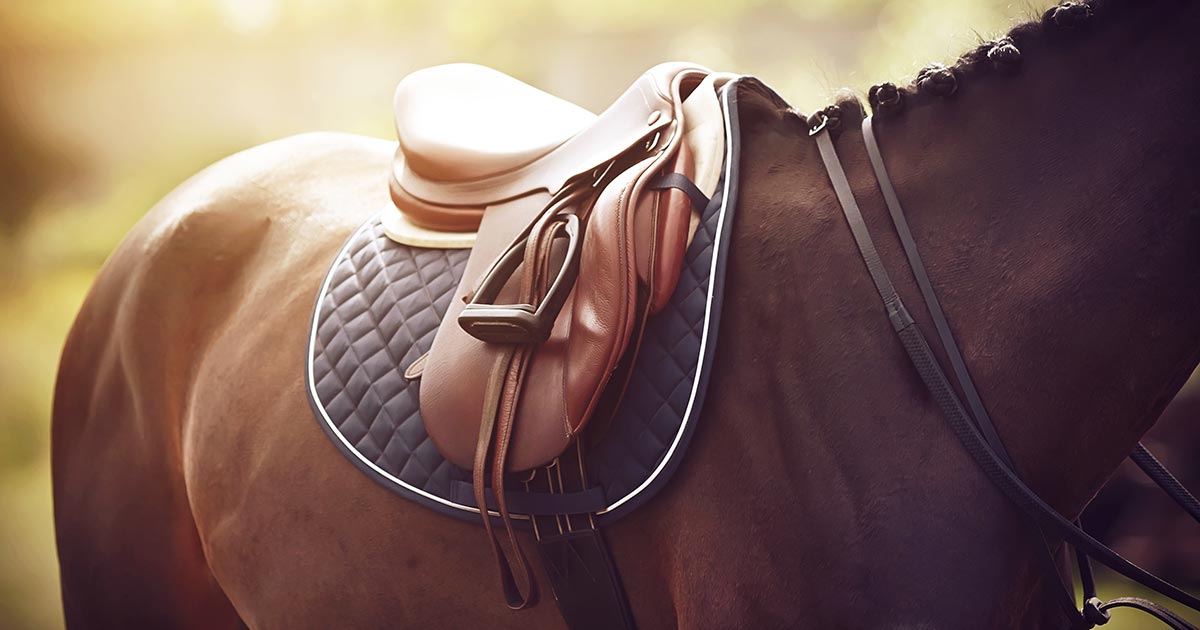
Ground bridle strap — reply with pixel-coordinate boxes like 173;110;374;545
863;115;1200;627
811;115;1200;629
812;126;1079;626
860;116;1010;460
1095;598;1198;630
859;118;1200;532
862;115;1084;624
1130;442;1200;525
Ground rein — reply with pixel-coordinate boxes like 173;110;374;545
812;112;1200;630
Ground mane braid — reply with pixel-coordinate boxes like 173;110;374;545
823;0;1170;121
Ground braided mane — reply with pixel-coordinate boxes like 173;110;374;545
814;0;1161;128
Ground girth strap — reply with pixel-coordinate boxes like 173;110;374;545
811;116;1200;630
531;444;637;630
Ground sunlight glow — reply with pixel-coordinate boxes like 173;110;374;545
214;0;281;35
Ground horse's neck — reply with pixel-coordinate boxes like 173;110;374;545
703;4;1200;626
869;0;1200;516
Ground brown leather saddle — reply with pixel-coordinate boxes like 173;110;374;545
389;62;720;619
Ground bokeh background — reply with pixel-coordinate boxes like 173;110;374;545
1;1;1196;628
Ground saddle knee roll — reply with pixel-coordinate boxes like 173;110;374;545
416;63;716;474
420;155;683;472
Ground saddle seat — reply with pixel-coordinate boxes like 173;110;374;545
393;64;597;182
389;61;711;233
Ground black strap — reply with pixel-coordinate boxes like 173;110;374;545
861;116;1013;462
857;117;1200;628
649;173;711;212
1096;598;1198;630
450;481;608;516
863;118;1200;618
529;444;637;630
861;116;1084;623
1131;443;1200;525
812;119;1200;629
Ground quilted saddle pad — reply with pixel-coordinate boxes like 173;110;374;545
306;81;745;526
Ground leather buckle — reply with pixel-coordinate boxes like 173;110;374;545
1082;597;1111;627
459;213;582;344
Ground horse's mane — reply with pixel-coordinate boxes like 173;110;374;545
824;0;1169;125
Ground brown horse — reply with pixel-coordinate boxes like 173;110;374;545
52;1;1200;628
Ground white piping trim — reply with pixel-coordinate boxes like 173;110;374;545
306;225;501;518
598;83;737;514
307;81;739;517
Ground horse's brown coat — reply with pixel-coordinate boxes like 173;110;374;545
53;2;1200;627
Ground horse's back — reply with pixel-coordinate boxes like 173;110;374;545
51;132;395;628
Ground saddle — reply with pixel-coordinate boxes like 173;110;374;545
389;62;720;615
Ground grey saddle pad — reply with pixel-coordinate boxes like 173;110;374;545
305;81;744;526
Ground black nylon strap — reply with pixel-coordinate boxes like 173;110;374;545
649;173;712;213
450;481;607;516
813;121;1200;629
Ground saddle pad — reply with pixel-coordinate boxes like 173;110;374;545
306;80;745;526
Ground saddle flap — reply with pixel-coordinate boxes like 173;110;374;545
417;64;725;476
419;157;652;472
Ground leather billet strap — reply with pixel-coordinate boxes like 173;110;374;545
811;116;1200;630
449;481;606;515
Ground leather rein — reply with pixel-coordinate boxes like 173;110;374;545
812;112;1200;630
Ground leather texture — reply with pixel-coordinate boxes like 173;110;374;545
535;528;635;630
393;63;597;181
304;78;745;527
389;62;711;232
417;65;713;473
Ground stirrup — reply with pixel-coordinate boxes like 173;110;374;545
459;212;582;344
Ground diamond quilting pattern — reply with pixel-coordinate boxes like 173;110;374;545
310;221;471;500
588;186;720;505
308;167;730;521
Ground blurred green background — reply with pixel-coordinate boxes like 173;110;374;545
0;1;1195;628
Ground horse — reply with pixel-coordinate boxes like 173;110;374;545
51;0;1200;627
